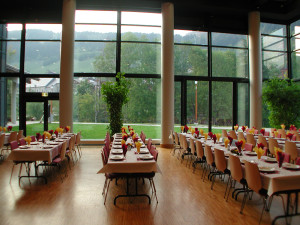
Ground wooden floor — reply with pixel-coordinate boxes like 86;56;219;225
0;146;299;225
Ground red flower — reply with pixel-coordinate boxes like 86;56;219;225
184;125;189;133
122;135;128;141
235;124;239;130
260;129;265;135
122;144;127;155
54;130;58;137
277;151;284;168
257;143;264;149
36;133;41;140
228;136;233;145
287;133;294;141
133;137;139;143
7;126;13;131
195;130;199;137
195;128;198;132
235;140;243;152
65;126;70;132
212;134;217;144
48;130;53;135
290;125;297;131
242;126;246;132
208;132;213;139
130;131;134;136
42;134;45;143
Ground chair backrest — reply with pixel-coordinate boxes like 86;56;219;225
268;138;279;155
17;130;23;141
222;130;228;138
229;154;243;182
19;138;26;146
103;146;109;164
0;134;5;149
246;133;256;146
60;142;67;161
189;138;196;155
8;131;18;142
214;148;227;172
278;129;286;139
76;132;81;145
238;132;245;141
147;138;152;151
244;161;263;193
181;135;188;150
10;141;19;150
101;150;107;166
151;148;158;161
244;143;253;151
174;132;180;145
204;144;214;165
179;134;184;148
195;140;204;159
228;130;237;140
69;136;75;151
285;140;298;161
150;145;156;155
258;135;268;148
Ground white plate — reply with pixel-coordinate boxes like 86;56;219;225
110;155;124;161
283;163;300;170
264;157;277;163
139;149;149;154
30;142;39;145
111;150;123;154
19;146;29;149
259;167;277;173
245;151;257;156
139;155;154;160
112;145;122;149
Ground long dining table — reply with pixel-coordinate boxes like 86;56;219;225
182;132;300;224
7;133;73;184
98;133;160;204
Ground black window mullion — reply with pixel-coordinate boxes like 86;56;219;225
287;24;292;79
232;82;237;129
208;32;212;132
116;10;121;74
19;23;26;135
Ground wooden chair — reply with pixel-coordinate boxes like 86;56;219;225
0;134;5;159
222;130;228;138
268;138;279;156
228;130;237;140
257;135;268;149
211;148;230;191
246;133;256;146
75;132;82;158
202;144;215;181
193;140;206;172
238;132;245;141
4;131;18;152
278;129;286;139
17;130;24;142
285;141;298;163
226;154;247;201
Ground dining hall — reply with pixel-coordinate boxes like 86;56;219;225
1;0;300;224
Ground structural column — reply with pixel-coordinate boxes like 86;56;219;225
248;11;262;129
59;0;75;131
161;2;174;147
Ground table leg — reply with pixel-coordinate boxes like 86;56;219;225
19;162;47;185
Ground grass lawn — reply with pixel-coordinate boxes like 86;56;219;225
11;123;226;139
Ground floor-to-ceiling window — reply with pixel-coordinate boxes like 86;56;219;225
290;19;300;80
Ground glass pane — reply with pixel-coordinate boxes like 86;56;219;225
237;83;249;126
26;78;60;93
262;36;286;51
0;24;22;40
48;100;59;127
123;78;161;139
290;19;300;36
75;10;117;24
75;42;116;73
174;30;207;45
25;41;61;74
291;35;300;51
262;51;287;79
26;102;44;136
212;82;232;128
187;81;209;129
261;22;286;36
0;41;21;73
73;77;115;139
121;12;161;26
212;47;248;78
121;26;161;42
175;45;208;76
121;43;161;74
291;50;300;79
174;81;181;126
0;78;19;128
262;81;271;128
211;33;248;47
75;25;117;41
26;24;62;40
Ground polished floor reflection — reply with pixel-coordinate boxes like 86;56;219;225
0;146;299;225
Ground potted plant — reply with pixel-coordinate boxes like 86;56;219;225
262;77;300;128
101;72;130;136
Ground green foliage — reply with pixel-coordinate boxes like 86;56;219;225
101;72;130;136
262;77;300;128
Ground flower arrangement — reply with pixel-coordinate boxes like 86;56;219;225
7;126;13;132
287;133;294;141
260;128;265;136
241;126;246;132
24;136;32;145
